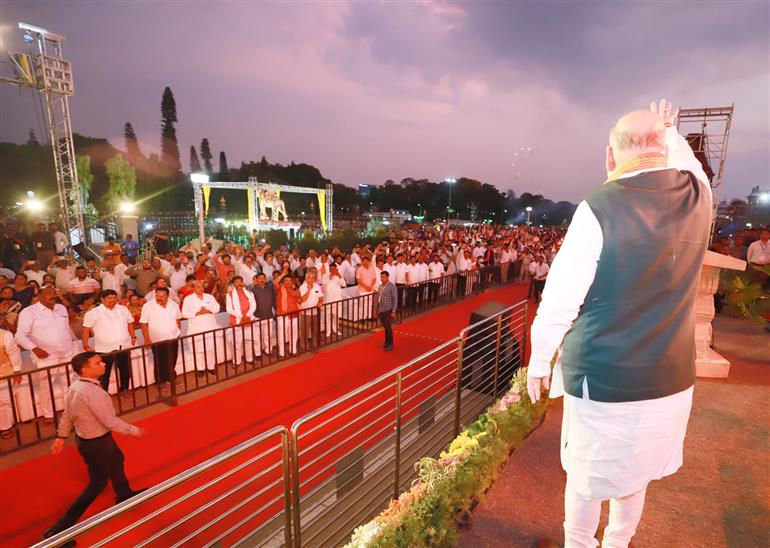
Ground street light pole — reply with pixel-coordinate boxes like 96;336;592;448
525;206;533;225
445;178;457;225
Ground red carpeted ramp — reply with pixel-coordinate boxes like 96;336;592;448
0;284;531;546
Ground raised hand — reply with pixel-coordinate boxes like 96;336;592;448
650;98;678;128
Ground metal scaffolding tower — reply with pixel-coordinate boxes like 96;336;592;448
677;105;734;238
1;22;86;246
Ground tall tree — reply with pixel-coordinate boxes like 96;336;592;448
200;138;213;174
218;151;229;181
104;154;137;212
160;86;181;172
27;128;40;146
189;145;201;173
124;122;144;165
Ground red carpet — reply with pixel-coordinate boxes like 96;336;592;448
0;284;531;546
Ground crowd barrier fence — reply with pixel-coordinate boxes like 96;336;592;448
32;299;528;548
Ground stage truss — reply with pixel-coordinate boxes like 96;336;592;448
192;177;334;242
1;22;86;246
677;105;734;239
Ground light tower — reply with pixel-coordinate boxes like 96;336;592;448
1;22;86;247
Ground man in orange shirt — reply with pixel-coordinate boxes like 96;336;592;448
275;276;300;357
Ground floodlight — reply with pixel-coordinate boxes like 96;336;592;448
525;206;533;212
191;173;210;184
26;190;35;198
120;202;136;214
25;199;43;212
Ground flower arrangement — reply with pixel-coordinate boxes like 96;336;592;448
345;367;548;548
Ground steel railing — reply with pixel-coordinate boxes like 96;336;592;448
31;299;528;548
1;269;515;454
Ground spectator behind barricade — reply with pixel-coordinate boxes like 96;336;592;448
177;274;196;304
48;256;76;291
0;286;22;333
214;250;235;284
23;259;45;286
182;280;220;376
12;273;34;309
125;259;165;297
275;275;300;357
16;286;76;422
145;278;179;304
139;285;181;394
101;261;125;299
356;256;376;297
84;256;102;282
122;234;140;264
102;237;122;258
0;326;22;438
67;266;101;305
82;289;136;395
49;223;68;256
298;269;323;349
31;222;56;268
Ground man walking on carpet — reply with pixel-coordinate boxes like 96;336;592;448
44;352;147;544
527;99;711;548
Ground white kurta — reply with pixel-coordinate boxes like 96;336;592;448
528;126;710;500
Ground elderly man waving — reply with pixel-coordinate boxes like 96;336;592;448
528;100;711;548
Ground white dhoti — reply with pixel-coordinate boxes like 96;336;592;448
225;322;256;365
186;315;220;372
561;384;693;500
560;383;693;548
276;315;298;357
30;353;73;419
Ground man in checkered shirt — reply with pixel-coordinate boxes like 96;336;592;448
377;271;398;351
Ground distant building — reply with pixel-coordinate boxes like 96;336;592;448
358;184;371;198
364;210;412;224
747;185;770;226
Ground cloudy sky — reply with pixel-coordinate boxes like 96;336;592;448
1;1;768;202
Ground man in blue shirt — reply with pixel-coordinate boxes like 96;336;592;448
121;234;140;265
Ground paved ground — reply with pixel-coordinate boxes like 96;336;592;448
458;315;770;548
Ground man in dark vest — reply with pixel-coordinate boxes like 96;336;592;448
527;99;711;548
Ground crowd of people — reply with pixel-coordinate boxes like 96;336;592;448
0;218;570;440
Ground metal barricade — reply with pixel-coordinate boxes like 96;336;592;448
16;299;527;548
289;300;528;547
34;426;292;548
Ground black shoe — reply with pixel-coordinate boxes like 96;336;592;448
384;345;393;351
116;487;148;505
196;371;205;377
43;526;77;547
207;369;217;375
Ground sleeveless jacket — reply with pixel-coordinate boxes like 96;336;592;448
560;168;711;402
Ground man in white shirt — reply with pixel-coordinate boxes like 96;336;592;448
23;260;46;286
321;263;346;337
144;278;179;304
50;223;68;256
16;287;75;420
427;255;446;303
182;281;221;375
529;255;550;303
746;229;770;266
101;262;125;299
166;257;192;297
82;290;136;395
48;257;75;292
225;276;258;366
0;327;22;438
139;287;181;391
339;254;358;287
499;244;514;283
299;270;324;349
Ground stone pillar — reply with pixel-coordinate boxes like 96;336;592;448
695;250;746;378
119;215;138;241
